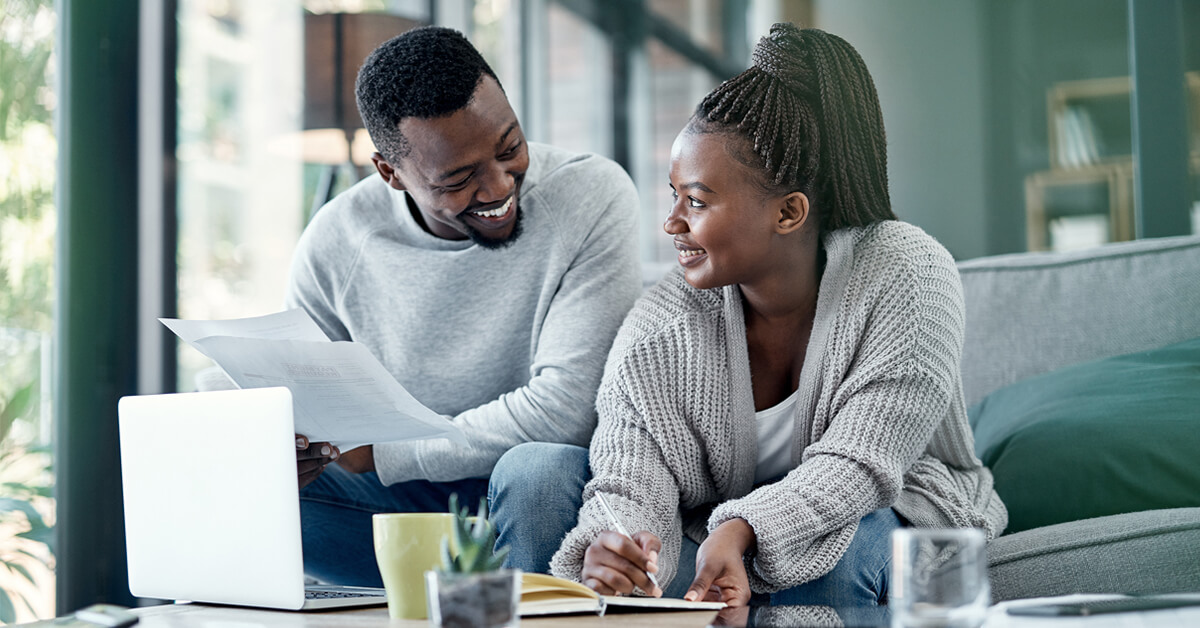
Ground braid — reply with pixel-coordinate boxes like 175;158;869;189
694;23;895;231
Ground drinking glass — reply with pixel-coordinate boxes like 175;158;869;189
890;528;989;628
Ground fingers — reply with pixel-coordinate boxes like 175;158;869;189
582;564;634;596
632;530;663;562
296;438;340;462
684;562;716;602
296;435;339;488
582;531;661;596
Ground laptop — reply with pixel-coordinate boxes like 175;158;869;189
118;386;387;610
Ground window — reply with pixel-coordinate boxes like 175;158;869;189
0;0;56;621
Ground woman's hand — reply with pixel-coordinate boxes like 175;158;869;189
581;530;664;597
296;435;339;489
684;518;755;606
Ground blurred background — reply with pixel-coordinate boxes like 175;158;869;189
1;0;1197;621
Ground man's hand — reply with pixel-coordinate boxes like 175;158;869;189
684;518;755;607
296;435;339;489
336;444;375;473
581;530;664;597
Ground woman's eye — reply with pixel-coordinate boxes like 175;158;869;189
688;197;704;208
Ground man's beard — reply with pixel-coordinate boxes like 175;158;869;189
463;210;524;249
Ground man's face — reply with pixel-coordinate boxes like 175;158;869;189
373;76;529;248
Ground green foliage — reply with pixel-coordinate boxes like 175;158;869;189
0;381;33;444
438;493;509;575
0;443;53;624
0;1;57;620
0;0;56;334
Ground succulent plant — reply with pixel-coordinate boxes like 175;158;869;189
438;493;509;574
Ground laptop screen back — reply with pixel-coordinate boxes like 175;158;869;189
119;387;307;609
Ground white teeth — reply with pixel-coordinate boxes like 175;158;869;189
678;249;705;257
473;196;513;218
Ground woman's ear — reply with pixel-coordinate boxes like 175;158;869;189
776;191;811;234
371;152;408;191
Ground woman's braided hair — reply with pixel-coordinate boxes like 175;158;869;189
694;23;896;232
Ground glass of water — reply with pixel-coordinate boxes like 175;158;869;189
890;528;989;628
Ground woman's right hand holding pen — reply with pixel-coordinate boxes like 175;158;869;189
581;530;664;597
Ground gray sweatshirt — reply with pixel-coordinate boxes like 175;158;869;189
286;142;642;485
551;221;1007;592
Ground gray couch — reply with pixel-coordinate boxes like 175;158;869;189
957;234;1200;601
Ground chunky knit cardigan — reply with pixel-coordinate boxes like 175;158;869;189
549;221;1007;593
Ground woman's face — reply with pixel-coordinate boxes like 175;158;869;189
665;128;786;290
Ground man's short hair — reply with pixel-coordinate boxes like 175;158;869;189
355;26;500;163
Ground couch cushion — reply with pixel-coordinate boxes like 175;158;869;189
957;234;1200;407
988;508;1200;600
969;335;1200;534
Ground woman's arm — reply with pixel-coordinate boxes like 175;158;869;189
549;380;687;590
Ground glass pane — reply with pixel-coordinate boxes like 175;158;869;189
0;0;57;621
545;3;612;157
176;1;429;390
1184;0;1200;234
176;0;307;391
648;0;726;60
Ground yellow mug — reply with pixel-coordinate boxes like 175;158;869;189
372;512;457;619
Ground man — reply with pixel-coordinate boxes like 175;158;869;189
289;26;641;586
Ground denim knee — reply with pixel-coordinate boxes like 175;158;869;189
489;443;590;573
490;443;588;499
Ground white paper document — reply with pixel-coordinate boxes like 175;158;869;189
161;310;465;451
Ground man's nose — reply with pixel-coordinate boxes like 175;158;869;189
476;163;513;204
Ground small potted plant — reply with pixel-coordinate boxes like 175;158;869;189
425;494;521;628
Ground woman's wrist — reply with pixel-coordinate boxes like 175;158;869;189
715;517;757;554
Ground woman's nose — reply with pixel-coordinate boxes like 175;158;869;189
663;205;686;234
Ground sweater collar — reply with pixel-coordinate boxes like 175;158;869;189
720;227;861;499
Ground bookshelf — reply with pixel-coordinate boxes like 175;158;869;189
1024;72;1200;251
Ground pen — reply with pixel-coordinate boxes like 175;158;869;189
594;491;660;592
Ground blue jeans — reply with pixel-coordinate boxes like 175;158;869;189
488;442;902;606
299;463;489;587
489;442;592;573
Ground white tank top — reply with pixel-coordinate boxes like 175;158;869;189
754;386;800;484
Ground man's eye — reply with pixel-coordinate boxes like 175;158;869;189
501;141;522;158
688;197;704;208
443;177;470;191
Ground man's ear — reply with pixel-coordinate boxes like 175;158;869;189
775;191;811;234
371;152;407;191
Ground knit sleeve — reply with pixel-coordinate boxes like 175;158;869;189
549;360;687;591
708;234;965;592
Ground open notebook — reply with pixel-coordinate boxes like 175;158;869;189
520;572;725;616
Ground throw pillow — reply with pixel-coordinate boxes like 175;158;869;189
969;335;1200;535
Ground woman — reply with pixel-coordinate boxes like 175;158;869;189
491;23;1006;607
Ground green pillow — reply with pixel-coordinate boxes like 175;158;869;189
969;336;1200;535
